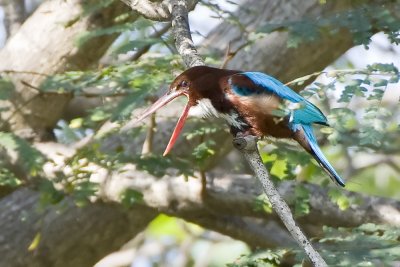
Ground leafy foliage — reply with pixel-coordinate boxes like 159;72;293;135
0;132;45;177
120;188;144;207
0;168;21;187
227;249;287;267
228;224;400;266
0;78;14;101
258;4;400;48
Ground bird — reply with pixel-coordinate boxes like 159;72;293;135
135;65;345;187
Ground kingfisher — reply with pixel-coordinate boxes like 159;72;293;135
135;66;345;187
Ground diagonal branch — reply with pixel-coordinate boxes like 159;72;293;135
170;0;204;67
233;136;327;266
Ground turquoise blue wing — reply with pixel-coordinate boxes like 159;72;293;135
240;72;328;126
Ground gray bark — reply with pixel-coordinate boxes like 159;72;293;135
0;188;157;267
121;0;198;21
0;0;135;140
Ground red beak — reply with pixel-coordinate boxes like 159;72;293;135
134;90;190;156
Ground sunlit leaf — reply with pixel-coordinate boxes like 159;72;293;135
28;233;41;251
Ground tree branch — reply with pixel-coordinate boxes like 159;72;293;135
121;0;171;21
0;188;157;267
0;0;135;140
121;0;198;22
233;136;327;266
170;0;204;67
127;22;172;62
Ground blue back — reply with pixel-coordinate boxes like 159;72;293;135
235;72;328;126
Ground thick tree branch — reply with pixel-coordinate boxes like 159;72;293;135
0;0;136;140
170;0;204;67
0;188;157;267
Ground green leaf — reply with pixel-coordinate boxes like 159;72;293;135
112;38;162;55
146;214;188;242
367;88;385;101
257;5;400;48
192;140;216;161
133;154;192;178
253;194;272;214
0;132;45;176
72;181;99;206
90;108;110;122
0;168;21;187
28;233;41;251
69;118;84;129
338;85;367;102
0;78;14;100
227;249;287;267
120;189;144;207
38;179;65;205
294;185;310;216
76;23;134;46
328;188;350;211
270;158;288;179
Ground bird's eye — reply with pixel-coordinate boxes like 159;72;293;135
180;80;189;88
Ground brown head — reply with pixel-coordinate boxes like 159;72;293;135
134;66;238;155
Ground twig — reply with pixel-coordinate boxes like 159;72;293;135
232;135;327;267
285;68;398;86
219;40;252;69
127;22;172;62
20;80;129;98
141;112;156;154
1;69;50;77
169;0;328;265
220;42;232;69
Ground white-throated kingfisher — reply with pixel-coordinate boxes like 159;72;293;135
135;66;345;187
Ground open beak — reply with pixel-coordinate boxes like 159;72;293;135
134;90;190;156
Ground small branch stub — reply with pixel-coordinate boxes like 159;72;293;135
232;135;257;151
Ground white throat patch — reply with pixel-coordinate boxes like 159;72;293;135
189;98;219;118
188;98;246;130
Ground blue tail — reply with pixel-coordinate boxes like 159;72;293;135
302;124;345;187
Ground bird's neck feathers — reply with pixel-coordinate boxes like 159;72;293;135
188;98;248;130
